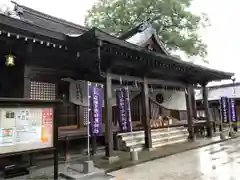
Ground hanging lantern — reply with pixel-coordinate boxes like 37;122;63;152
5;54;16;67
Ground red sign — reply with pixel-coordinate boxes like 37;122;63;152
42;108;53;125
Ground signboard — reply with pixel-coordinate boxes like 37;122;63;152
0;107;53;154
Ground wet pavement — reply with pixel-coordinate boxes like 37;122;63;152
109;137;240;180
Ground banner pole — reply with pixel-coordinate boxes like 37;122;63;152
87;81;91;161
228;98;233;137
219;102;224;139
233;79;237;131
126;86;134;151
126;86;133;132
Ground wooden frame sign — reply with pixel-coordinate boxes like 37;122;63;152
0;107;54;155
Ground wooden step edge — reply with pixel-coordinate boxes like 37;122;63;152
121;130;188;141
124;134;188;147
118;126;186;136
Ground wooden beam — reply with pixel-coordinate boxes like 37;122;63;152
24;65;31;98
202;84;213;137
148;78;186;88
109;73;186;87
140;77;152;149
104;72;114;157
185;85;194;139
110;59;139;69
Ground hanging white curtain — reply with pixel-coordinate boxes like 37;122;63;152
160;91;187;111
61;79;187;111
149;89;187;111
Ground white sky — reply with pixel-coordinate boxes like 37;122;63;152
3;0;240;83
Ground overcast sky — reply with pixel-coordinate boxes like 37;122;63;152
6;0;240;82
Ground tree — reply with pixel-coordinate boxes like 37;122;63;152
85;0;209;58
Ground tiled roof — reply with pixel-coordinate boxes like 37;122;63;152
15;2;88;35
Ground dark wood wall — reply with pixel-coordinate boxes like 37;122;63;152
0;54;24;98
24;65;79;127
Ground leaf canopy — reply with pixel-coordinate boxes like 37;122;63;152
85;0;209;58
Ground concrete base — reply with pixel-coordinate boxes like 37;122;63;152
145;147;156;152
82;160;94;174
220;133;225;140
59;162;105;180
104;156;119;164
229;131;236;138
130;151;138;161
188;134;196;141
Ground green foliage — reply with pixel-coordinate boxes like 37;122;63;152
85;0;209;58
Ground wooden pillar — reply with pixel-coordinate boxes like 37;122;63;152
185;85;194;139
24;65;31;98
140;78;152;149
202;84;213;137
104;73;114;157
190;86;197;118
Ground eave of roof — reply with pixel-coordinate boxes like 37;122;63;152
0;13;66;43
69;28;234;82
17;3;89;34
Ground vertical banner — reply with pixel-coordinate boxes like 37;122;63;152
89;85;103;136
220;97;229;123
116;88;132;132
229;98;238;123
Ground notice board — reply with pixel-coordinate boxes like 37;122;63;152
0;107;53;154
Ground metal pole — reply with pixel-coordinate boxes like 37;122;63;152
53;104;59;180
87;81;91;160
126;86;135;150
232;79;237;132
219;101;225;139
126;86;133;132
228;98;233;137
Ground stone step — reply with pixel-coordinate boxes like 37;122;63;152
118;126;189;152
124;130;188;147
119;126;186;141
152;135;188;148
118;126;185;137
126;133;188;152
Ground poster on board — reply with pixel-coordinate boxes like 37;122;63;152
0;107;53;154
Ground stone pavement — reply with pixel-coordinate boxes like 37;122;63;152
109;137;240;180
8;163;114;180
4;134;239;180
94;135;236;172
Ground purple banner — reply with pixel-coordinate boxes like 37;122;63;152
228;98;238;122
116;88;131;132
220;97;229;123
89;86;103;136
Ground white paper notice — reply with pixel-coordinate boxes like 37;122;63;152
0;107;53;154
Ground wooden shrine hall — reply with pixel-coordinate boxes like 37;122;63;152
0;2;234;163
